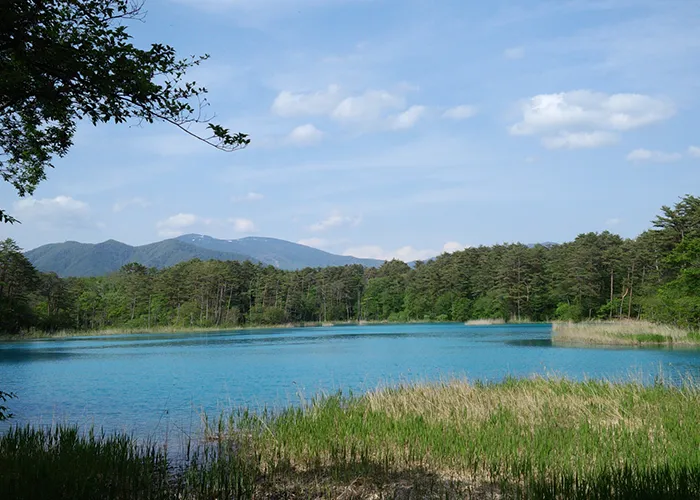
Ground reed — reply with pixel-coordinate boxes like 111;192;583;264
552;320;698;345
206;376;700;499
5;377;700;498
465;318;506;325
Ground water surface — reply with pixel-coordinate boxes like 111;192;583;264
2;323;699;440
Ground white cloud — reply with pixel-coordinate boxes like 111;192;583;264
157;214;256;238
626;149;683;163
510;91;675;148
157;213;199;237
272;85;342;117
503;46;525;59
13;196;91;228
343;239;470;262
343;245;435;262
230;218;256;233
689;146;700;158
542;131;619;149
442;241;468;253
297;237;329;248
442;105;477;120
232;192;264;202
606;218;622;227
389;105;427;130
309;211;361;232
112;197;150;213
287;123;324;145
331;90;405;123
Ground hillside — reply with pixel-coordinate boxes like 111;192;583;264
177;234;384;270
25;239;257;277
25;235;385;277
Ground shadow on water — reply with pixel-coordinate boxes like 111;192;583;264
504;338;553;347
0;349;79;363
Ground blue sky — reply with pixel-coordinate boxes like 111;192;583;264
3;0;700;260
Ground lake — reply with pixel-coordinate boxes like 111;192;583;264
2;323;700;442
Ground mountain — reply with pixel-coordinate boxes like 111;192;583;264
25;239;257;277
25;235;385;277
177;234;384;270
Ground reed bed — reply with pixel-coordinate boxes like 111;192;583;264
4;377;700;498
465;318;506;326
552;320;699;346
205;376;700;499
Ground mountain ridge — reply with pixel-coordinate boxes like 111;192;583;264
24;234;385;277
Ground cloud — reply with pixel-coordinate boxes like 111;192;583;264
605;218;622;227
689;146;700;158
230;218;256;233
626;149;683;163
272;85;342;117
510;91;675;148
542;131;619;149
442;241;468;253
297;237;329;248
13;195;91;228
156;213;199;237
342;245;433;262
287;123;324;145
157;213;256;238
272;85;428;131
232;192;264;202
112;197;150;213
503;46;525;59
442;105;477;120
309;211;361;232
389;105;427;130
331;90;405;123
343;239;469;262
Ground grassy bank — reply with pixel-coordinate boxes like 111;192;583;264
208;376;700;498
553;320;700;346
1;319;532;341
4;377;700;498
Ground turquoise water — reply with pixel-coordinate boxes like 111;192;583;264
2;323;700;441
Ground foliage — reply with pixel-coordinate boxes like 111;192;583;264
0;0;249;223
2;195;700;335
0;390;15;421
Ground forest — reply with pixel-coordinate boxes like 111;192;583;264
1;195;699;335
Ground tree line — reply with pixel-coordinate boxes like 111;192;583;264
1;195;699;335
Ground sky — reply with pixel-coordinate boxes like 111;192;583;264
2;0;700;261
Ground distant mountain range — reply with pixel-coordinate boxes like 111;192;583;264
24;234;385;277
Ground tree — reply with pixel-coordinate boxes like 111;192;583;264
0;238;39;333
1;0;250;223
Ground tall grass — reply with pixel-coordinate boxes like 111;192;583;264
553;320;699;345
465;318;506;325
204;376;700;499
4;377;700;498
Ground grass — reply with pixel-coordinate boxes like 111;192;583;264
4;376;700;498
202;376;700;499
552;320;699;346
465;318;506;325
1;319;476;341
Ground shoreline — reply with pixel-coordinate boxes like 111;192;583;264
1;319;549;341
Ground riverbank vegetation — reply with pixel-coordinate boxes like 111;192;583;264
553;320;699;345
1;195;699;336
3;376;700;499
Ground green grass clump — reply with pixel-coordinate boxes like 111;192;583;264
209;376;700;499
4;377;700;498
0;426;258;500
